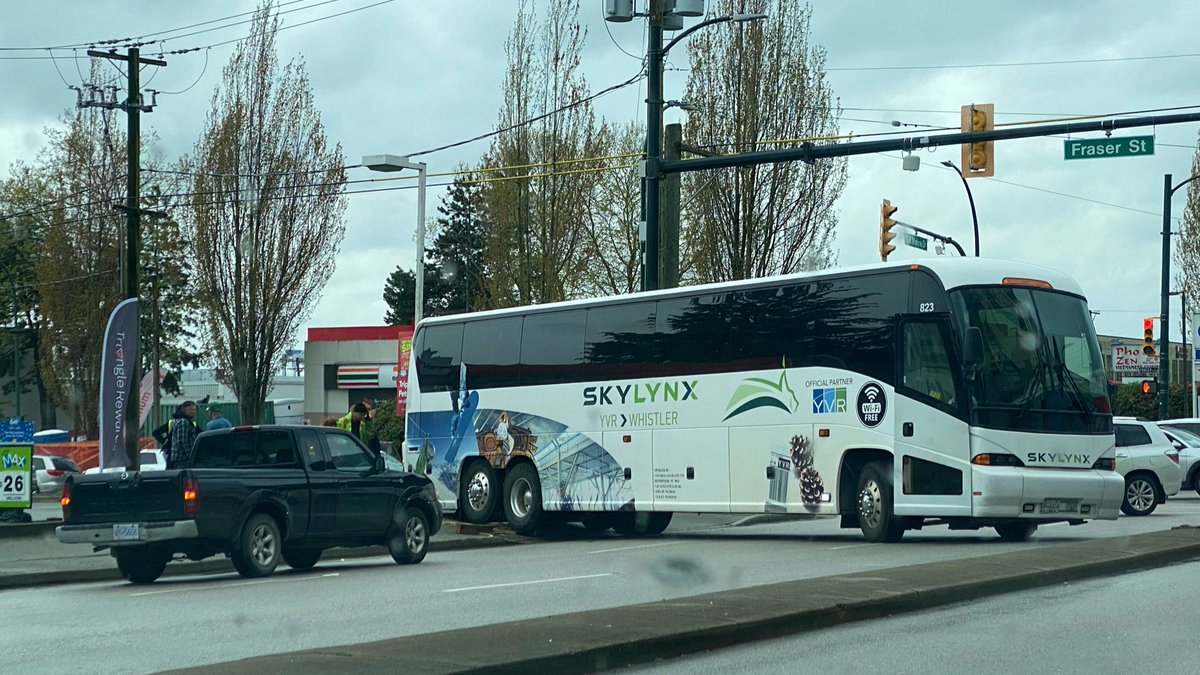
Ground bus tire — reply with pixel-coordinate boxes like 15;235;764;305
503;463;543;535
612;511;672;537
1121;472;1159;516
994;521;1037;542
857;461;904;543
459;459;500;524
579;513;613;534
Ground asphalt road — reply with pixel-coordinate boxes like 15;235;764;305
6;500;1200;674
631;558;1200;675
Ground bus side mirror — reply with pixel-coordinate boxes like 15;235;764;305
963;327;984;369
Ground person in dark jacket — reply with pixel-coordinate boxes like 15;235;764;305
167;401;200;468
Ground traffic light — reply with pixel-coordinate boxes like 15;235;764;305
1142;318;1156;357
960;103;994;177
880;199;898;262
1141;380;1157;395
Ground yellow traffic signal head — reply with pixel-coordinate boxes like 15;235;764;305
880;199;899;261
960;103;994;177
1142;318;1156;357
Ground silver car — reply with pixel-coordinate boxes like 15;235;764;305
32;455;82;494
1159;424;1200;496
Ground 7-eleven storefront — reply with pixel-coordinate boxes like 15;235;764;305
302;326;414;424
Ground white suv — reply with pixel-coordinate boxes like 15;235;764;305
1158;424;1200;496
1113;417;1182;516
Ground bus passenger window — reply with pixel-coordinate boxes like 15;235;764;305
902;322;959;408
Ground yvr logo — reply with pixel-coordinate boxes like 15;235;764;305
724;371;800;421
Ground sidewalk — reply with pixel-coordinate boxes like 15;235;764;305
181;526;1200;675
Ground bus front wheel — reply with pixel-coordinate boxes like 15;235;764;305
857;461;905;543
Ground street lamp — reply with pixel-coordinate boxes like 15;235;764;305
640;1;767;292
940;160;980;257
362;154;428;327
1156;173;1200;419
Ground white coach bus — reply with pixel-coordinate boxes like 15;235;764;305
404;258;1123;542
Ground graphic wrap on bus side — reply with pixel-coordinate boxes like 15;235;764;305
407;366;894;516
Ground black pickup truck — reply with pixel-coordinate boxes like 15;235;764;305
56;425;441;584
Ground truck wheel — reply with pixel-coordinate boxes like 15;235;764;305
282;548;323;570
503;463;543;536
389;507;429;565
115;548;168;584
994;521;1038;542
857;461;905;543
459;459;500;524
233;513;281;578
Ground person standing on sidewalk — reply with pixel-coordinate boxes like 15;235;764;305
167;401;200;468
338;403;380;453
204;404;232;431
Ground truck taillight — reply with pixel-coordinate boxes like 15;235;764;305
183;477;199;516
60;482;71;521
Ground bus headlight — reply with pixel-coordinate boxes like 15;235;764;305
971;453;1025;467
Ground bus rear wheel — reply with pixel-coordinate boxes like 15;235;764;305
612;512;672;536
857;461;904;543
503;463;543;536
994;521;1038;542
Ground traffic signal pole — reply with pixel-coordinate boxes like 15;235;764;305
658;111;1200;175
1159;172;1200;419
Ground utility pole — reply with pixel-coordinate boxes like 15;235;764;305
86;47;166;467
643;0;665;293
1158;172;1200;419
660;123;682;289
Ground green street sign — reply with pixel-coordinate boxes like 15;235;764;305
904;233;928;251
1064;135;1154;160
0;444;33;510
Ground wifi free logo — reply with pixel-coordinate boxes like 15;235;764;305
855;381;887;428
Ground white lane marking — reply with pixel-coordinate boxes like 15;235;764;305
589;541;687;555
829;543;874;550
130;573;326;597
442;573;613;594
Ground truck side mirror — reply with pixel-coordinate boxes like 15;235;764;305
374;453;387;474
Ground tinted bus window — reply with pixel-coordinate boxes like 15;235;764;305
585;302;656;380
521;310;586;385
463;317;523;389
416;323;463;393
805;273;905;384
656;294;733;375
728;285;804;371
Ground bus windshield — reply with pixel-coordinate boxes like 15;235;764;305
950;286;1112;434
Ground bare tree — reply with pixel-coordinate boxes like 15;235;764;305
1177;134;1200;327
476;0;603;307
578;121;643;296
185;3;347;424
682;0;845;282
35;75;126;435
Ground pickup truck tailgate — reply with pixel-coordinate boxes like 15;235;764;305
66;472;184;524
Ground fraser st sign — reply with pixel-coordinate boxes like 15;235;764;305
1064;135;1154;160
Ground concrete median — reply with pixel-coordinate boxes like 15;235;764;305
179;526;1200;675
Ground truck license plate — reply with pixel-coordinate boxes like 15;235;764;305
112;524;140;541
1042;499;1077;514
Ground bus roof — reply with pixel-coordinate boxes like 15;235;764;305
418;257;1086;328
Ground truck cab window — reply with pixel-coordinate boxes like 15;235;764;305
327;434;373;473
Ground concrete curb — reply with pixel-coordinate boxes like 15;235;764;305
0;533;520;592
179;527;1200;675
0;521;60;539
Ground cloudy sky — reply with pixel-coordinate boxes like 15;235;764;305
3;0;1200;351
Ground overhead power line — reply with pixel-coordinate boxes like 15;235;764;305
827;51;1200;72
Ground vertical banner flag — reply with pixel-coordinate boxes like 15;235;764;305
137;369;166;428
396;338;413;417
99;298;139;470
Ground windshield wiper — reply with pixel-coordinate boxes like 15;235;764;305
1049;336;1094;424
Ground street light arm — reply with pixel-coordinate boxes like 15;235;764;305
1171;173;1200;196
664;15;735;54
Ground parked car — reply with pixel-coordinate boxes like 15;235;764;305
56;425;440;584
83;450;167;475
1158;424;1200;496
1113;417;1182;516
32;455;82;494
1162;417;1200;438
